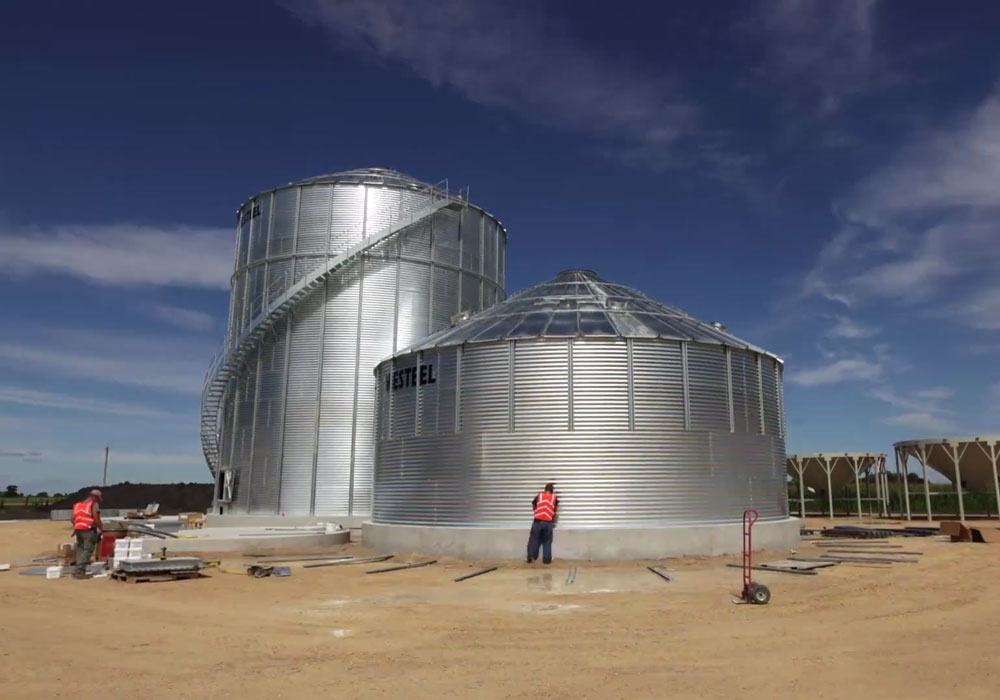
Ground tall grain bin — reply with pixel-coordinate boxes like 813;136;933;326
201;168;506;518
365;270;797;559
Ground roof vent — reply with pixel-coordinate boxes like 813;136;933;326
711;322;728;332
450;310;472;326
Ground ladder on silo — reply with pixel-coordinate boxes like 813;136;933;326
199;190;464;476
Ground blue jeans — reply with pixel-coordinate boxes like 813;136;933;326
527;519;554;563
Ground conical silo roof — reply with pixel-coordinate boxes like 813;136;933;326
388;270;780;361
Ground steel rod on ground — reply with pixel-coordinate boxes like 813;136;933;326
253;555;354;564
724;563;817;575
820;548;923;556
302;555;393;569
367;560;436;574
566;567;577;584
453;566;499;582
647;566;672;582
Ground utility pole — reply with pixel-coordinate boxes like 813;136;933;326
102;446;110;486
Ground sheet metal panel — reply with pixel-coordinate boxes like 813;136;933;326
417;350;440;436
461;208;482;272
686;344;731;432
514;340;569;431
269;188;297;256
249;198;269;263
295;186;331;254
432;266;460;329
431;208;461;267
248;320;285;514
373;430;787;527
329;184;366;254
760;355;781;437
313;266;361;515
730;349;762;435
278;290;323;513
397;261;431;351
572;338;629;430
460;343;509;432
632;340;685;430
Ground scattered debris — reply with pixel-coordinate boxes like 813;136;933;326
366;560;436;574
819;526;936;539
821;548;924;556
647;566;672;582
252;555;353;564
0;563;10;572
302;555;393;569
939;521;1000;543
727;560;831;575
453;566;499;582
247;565;291;578
565;567;577;584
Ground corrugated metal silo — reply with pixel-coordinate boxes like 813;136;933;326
200;168;507;518
366;270;798;559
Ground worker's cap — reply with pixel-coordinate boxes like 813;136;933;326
544;482;555;491
89;489;103;500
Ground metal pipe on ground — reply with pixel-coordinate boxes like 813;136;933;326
302;555;393;569
820;548;924;555
453;566;499;582
366;560;436;574
647;566;672;582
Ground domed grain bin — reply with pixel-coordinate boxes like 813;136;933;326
365;270;798;559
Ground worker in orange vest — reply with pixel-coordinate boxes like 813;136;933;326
71;489;103;579
526;483;558;564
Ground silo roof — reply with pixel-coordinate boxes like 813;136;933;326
388;270;781;362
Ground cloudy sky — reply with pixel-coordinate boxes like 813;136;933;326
1;0;998;492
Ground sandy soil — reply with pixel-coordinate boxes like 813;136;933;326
1;518;998;700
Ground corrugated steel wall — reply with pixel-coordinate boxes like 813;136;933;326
220;180;505;515
374;337;787;527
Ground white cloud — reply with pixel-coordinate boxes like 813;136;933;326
0;386;179;419
913;387;954;401
827;314;880;339
883;412;957;434
152;304;216;333
0;328;214;395
750;0;884;113
803;86;1000;329
787;358;883;386
0;222;233;289
284;0;698;154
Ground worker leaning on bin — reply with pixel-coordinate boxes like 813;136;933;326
71;489;103;579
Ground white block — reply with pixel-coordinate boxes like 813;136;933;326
46;566;62;579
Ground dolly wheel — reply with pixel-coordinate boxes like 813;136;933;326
750;583;770;605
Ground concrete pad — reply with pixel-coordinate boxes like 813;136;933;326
135;526;350;554
362;517;800;561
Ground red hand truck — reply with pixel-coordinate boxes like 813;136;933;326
733;509;771;605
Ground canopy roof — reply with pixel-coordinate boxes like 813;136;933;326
388;270;780;361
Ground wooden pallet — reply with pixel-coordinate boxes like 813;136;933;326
110;570;204;584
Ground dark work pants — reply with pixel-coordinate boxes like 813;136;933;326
74;529;99;575
526;519;554;563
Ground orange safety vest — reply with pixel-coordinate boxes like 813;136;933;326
534;492;557;521
72;501;96;530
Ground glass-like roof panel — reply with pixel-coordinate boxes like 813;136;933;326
545;312;580;336
508;312;552;338
579;311;617;336
393;269;779;363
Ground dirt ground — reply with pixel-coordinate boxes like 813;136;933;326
1;518;998;700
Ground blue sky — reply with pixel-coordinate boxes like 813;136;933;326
1;0;999;492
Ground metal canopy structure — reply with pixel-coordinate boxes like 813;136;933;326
786;453;888;519
386;269;780;361
893;437;1000;522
